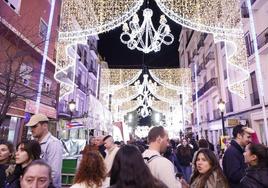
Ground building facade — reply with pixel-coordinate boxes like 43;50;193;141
58;36;112;141
179;29;224;147
0;0;61;143
179;0;268;146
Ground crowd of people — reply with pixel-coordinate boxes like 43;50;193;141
0;113;268;188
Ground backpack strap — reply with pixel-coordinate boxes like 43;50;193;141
144;155;159;163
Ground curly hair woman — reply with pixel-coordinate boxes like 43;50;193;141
70;150;106;188
109;144;168;188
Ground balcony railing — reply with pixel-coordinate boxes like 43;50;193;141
250;91;260;106
246;27;268;57
213;109;221;120
75;76;88;94
257;27;268;50
205;52;215;66
88;64;98;77
197;62;205;75
192;78;218;101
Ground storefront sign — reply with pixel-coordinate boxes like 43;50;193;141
227;119;239;127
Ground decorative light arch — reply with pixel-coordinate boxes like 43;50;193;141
56;0;249;99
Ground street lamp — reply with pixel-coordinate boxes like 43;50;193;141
68;99;76;120
218;99;226;136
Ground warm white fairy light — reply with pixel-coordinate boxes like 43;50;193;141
58;0;144;41
56;0;249;99
135;74;156;118
120;8;174;53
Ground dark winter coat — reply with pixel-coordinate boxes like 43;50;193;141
222;140;247;188
176;145;193;166
5;165;23;188
0;164;8;188
240;166;268;188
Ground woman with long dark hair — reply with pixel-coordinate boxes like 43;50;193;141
181;148;228;188
241;143;268;187
5;140;41;188
109;144;168;188
71;150;106;188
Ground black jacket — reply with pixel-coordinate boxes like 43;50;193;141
240;166;268;188
5;165;23;188
0;164;8;188
222;140;247;188
176;145;193;166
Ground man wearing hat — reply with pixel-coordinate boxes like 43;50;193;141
27;113;63;188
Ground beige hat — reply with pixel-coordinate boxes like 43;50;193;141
26;114;49;127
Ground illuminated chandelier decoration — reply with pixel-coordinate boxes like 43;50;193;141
135;74;157;118
120;8;174;53
107;68;192;124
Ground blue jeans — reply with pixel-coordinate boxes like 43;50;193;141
181;165;192;183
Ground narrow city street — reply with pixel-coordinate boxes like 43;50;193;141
1;0;268;188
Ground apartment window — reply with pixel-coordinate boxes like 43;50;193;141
250;71;260;106
203;76;207;84
245;32;253;57
4;0;21;13
39;19;48;40
222;55;227;80
211;67;216;78
43;78;51;93
225;87;233;113
209;42;213;48
220;42;225;49
78;69;82;82
19;63;32;86
206;101;209;121
187;51;191;65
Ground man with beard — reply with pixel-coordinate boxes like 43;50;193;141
143;126;182;188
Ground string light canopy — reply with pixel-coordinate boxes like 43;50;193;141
106;68;192;123
56;0;249;99
120;8;174;53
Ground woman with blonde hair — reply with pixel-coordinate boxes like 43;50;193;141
71;150;106;188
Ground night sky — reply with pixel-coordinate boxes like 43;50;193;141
98;0;182;69
97;0;182;125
